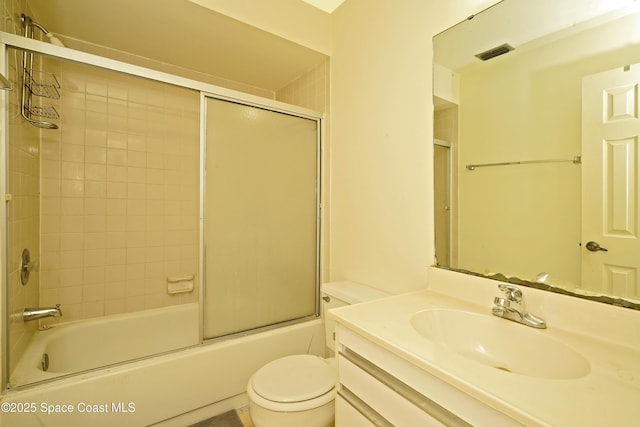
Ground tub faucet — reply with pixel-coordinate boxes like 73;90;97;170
23;304;62;322
492;284;546;329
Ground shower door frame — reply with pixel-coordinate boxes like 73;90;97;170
0;31;324;390
0;40;9;389
200;93;323;340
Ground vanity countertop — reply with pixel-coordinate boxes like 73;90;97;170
328;269;640;427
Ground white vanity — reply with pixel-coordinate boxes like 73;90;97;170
329;268;640;426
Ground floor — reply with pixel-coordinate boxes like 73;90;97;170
189;407;254;427
236;407;255;427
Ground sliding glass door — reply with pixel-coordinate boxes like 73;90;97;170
203;97;320;339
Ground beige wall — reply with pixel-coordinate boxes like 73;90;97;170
329;0;496;294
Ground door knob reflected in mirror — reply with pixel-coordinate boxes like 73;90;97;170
586;241;608;252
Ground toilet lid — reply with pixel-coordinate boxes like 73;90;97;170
252;355;335;403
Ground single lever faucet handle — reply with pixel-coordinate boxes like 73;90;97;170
497;284;522;302
493;284;546;329
494;296;511;307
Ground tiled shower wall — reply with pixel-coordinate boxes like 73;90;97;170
1;0;29;35
276;59;330;113
32;58;328;324
38;59;200;322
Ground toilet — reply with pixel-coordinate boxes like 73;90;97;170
247;281;390;427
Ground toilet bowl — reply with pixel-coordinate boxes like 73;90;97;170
246;281;389;427
247;355;336;427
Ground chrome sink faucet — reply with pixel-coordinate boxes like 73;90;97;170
23;304;62;322
492;284;546;329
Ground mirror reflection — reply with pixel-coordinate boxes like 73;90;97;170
433;0;640;307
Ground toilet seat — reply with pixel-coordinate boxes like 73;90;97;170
248;355;336;412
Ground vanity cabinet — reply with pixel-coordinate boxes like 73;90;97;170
334;325;522;427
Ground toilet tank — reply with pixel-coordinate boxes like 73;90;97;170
321;281;390;353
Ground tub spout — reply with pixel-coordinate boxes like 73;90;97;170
23;304;62;322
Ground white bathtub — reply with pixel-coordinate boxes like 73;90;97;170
10;304;200;386
1;305;324;427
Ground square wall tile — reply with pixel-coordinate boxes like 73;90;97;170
39;60;200;321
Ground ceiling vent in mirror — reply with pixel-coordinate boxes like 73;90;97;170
475;43;514;61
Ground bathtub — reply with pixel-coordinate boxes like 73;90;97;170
1;305;324;427
10;304;200;386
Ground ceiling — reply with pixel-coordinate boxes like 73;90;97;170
27;0;329;91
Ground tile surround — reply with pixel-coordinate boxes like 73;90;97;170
276;59;329;113
38;59;200;322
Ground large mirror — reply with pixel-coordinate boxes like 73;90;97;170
434;0;640;308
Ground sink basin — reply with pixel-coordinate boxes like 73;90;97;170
410;309;590;379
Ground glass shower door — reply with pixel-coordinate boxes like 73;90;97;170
203;97;320;339
5;47;202;387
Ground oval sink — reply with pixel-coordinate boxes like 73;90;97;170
410;309;590;379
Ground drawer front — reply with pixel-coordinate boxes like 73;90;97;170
339;354;446;427
335;394;378;427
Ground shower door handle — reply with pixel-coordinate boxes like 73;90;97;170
585;241;608;252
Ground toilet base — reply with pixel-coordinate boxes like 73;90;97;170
248;399;334;427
